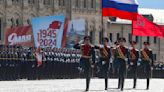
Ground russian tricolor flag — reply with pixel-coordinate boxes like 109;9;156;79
102;0;138;20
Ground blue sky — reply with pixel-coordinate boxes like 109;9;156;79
138;0;164;9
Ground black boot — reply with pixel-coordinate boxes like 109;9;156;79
121;78;124;91
105;78;108;90
133;78;136;88
146;78;149;90
118;78;121;89
86;78;90;91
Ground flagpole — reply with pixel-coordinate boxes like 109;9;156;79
101;0;104;44
158;38;160;62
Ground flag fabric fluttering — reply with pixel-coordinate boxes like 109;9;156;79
132;14;164;38
35;33;43;67
102;0;139;20
35;51;43;67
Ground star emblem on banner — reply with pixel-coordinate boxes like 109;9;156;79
136;17;144;27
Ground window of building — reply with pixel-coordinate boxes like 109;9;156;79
154;37;157;44
0;0;4;4
135;36;138;43
109;33;113;42
128;33;132;42
91;0;95;9
83;0;87;8
28;0;35;5
63;0;65;6
153;54;157;61
99;31;102;44
58;0;65;6
117;33;120;40
58;0;61;6
90;31;93;44
11;18;15;27
75;0;79;8
43;0;52;6
27;19;31;25
15;18;23;26
12;0;21;5
147;36;150;43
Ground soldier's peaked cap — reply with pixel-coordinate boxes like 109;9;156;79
84;36;90;40
130;41;137;45
143;41;150;45
118;37;126;42
103;37;109;42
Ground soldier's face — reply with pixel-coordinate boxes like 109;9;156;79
120;41;124;46
144;45;149;48
84;38;90;44
104;40;108;45
132;44;135;48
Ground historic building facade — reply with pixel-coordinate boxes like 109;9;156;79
0;0;164;63
0;0;102;44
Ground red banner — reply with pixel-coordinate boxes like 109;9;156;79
132;14;164;38
5;26;34;47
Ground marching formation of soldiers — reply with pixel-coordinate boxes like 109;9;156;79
0;45;81;80
0;35;155;91
74;36;154;91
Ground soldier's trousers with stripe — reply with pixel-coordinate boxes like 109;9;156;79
141;60;151;89
80;58;92;90
117;58;127;90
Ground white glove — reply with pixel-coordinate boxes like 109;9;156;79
125;58;128;62
99;45;104;48
79;40;84;44
130;62;133;65
138;58;141;62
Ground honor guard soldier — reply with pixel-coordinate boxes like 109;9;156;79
74;36;95;91
112;41;120;76
114;38;128;91
141;42;154;90
128;41;139;88
94;37;111;90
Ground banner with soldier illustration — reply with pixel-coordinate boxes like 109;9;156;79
31;15;65;48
